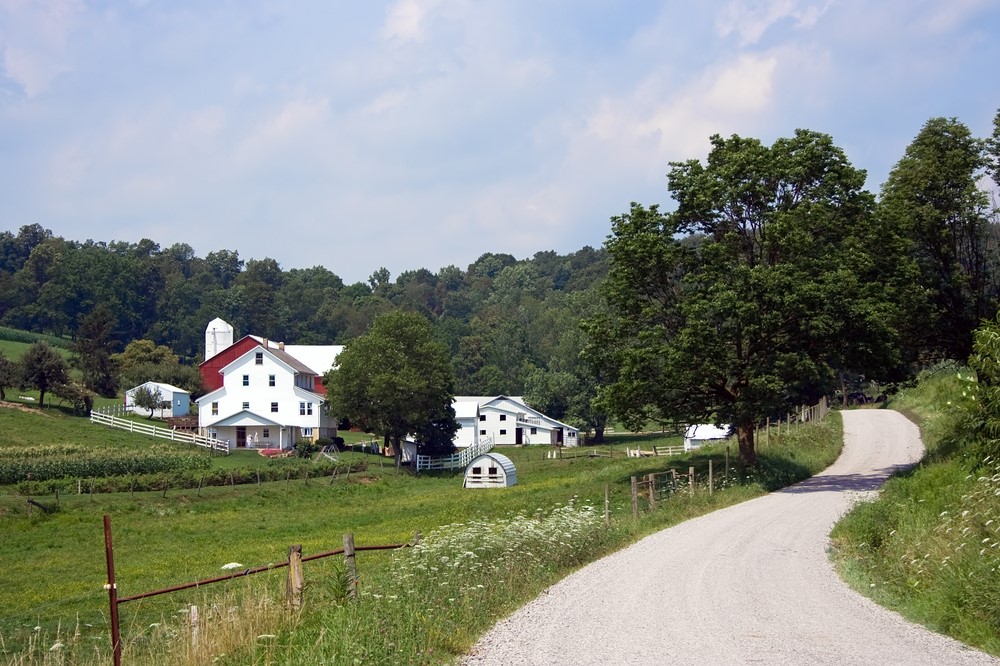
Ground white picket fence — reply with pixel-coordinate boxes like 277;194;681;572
416;436;494;471
89;410;229;454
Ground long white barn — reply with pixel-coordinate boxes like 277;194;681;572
455;395;579;447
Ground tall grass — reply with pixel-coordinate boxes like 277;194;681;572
831;367;1000;655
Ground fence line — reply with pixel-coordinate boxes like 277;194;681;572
415;435;494;471
102;514;417;666
89;409;229;454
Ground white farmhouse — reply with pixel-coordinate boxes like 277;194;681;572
197;320;341;451
456;395;579;447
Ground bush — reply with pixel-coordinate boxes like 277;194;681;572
294;438;320;458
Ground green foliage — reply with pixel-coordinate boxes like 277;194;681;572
877;116;996;362
71;304;120;397
19;341;70;407
132;384;164;418
0;351;16;401
593;130;897;464
325;311;458;461
294;437;320;458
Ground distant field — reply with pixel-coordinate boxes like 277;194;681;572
0;338;73;361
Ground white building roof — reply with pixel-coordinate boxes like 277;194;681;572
130;381;188;395
684;423;731;440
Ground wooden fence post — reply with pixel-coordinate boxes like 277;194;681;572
414;531;421;546
286;545;304;611
604;483;610;524
725;446;730;484
646;474;656;509
671;468;677;491
630;476;638;520
766;417;770;448
709;459;714;495
344;533;358;599
190;605;200;649
689;466;695;494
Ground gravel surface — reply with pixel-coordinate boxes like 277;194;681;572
462;410;1000;666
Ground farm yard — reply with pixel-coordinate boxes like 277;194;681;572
0;400;842;664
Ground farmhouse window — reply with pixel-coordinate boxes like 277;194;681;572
472;467;481;475
269;375;275;387
479;414;486;422
499;429;506;435
242;375;249;386
300;401;312;416
255;352;263;365
303;427;313;437
263;428;270;438
530;427;537;435
242;401;250;410
480;429;486;436
211;402;218;416
499;414;506;421
271;402;279;413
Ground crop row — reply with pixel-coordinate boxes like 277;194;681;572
14;459;365;495
0;453;211;484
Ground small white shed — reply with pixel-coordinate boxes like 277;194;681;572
463;452;517;488
683;423;731;451
125;381;190;418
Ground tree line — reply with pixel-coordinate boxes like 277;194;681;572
3;110;999;464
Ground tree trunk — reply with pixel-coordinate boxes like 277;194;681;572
592;426;605;444
736;422;756;466
392;434;402;469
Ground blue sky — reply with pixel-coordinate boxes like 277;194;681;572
2;1;998;284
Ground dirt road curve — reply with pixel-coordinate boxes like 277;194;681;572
463;410;1000;666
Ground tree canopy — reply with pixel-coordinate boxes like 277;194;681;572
20;341;70;408
592;130;900;464
324;311;458;465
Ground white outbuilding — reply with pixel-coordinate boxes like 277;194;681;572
124;381;190;418
463;452;517;488
683;423;731;451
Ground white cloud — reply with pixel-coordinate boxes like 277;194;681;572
717;0;831;45
381;0;442;43
235;98;331;167
0;0;84;96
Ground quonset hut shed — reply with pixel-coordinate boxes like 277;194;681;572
463;452;517;488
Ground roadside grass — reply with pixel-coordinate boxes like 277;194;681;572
0;408;842;664
830;367;1000;656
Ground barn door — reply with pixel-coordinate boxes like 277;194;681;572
515;428;523;445
236;427;247;448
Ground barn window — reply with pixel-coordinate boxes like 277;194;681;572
300;401;306;415
271;402;279;412
479;414;486;421
489;467;498;475
263;428;270;438
499;414;506;421
530;427;537;435
480;429;486;435
472;467;481;475
242;375;249;386
255;352;263;365
242;401;250;410
211;402;218;416
499;429;506;435
269;375;275;386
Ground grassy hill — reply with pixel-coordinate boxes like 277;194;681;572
0;402;842;664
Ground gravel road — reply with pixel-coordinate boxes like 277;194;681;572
462;410;1000;665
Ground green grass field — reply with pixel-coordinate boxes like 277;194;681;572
0;404;843;663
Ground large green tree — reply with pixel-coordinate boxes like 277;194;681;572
324;311;458;466
20;341;70;408
72;304;120;397
593;130;899;465
878;116;996;361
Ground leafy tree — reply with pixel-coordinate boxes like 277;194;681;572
20;341;70;408
72;304;120;397
324;311;458;467
132;385;164;418
51;381;94;415
0;352;17;400
878;117;995;361
593;130;898;465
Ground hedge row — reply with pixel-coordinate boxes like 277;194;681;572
14;460;367;495
0;452;211;484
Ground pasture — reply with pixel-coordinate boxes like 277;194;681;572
0;403;842;663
